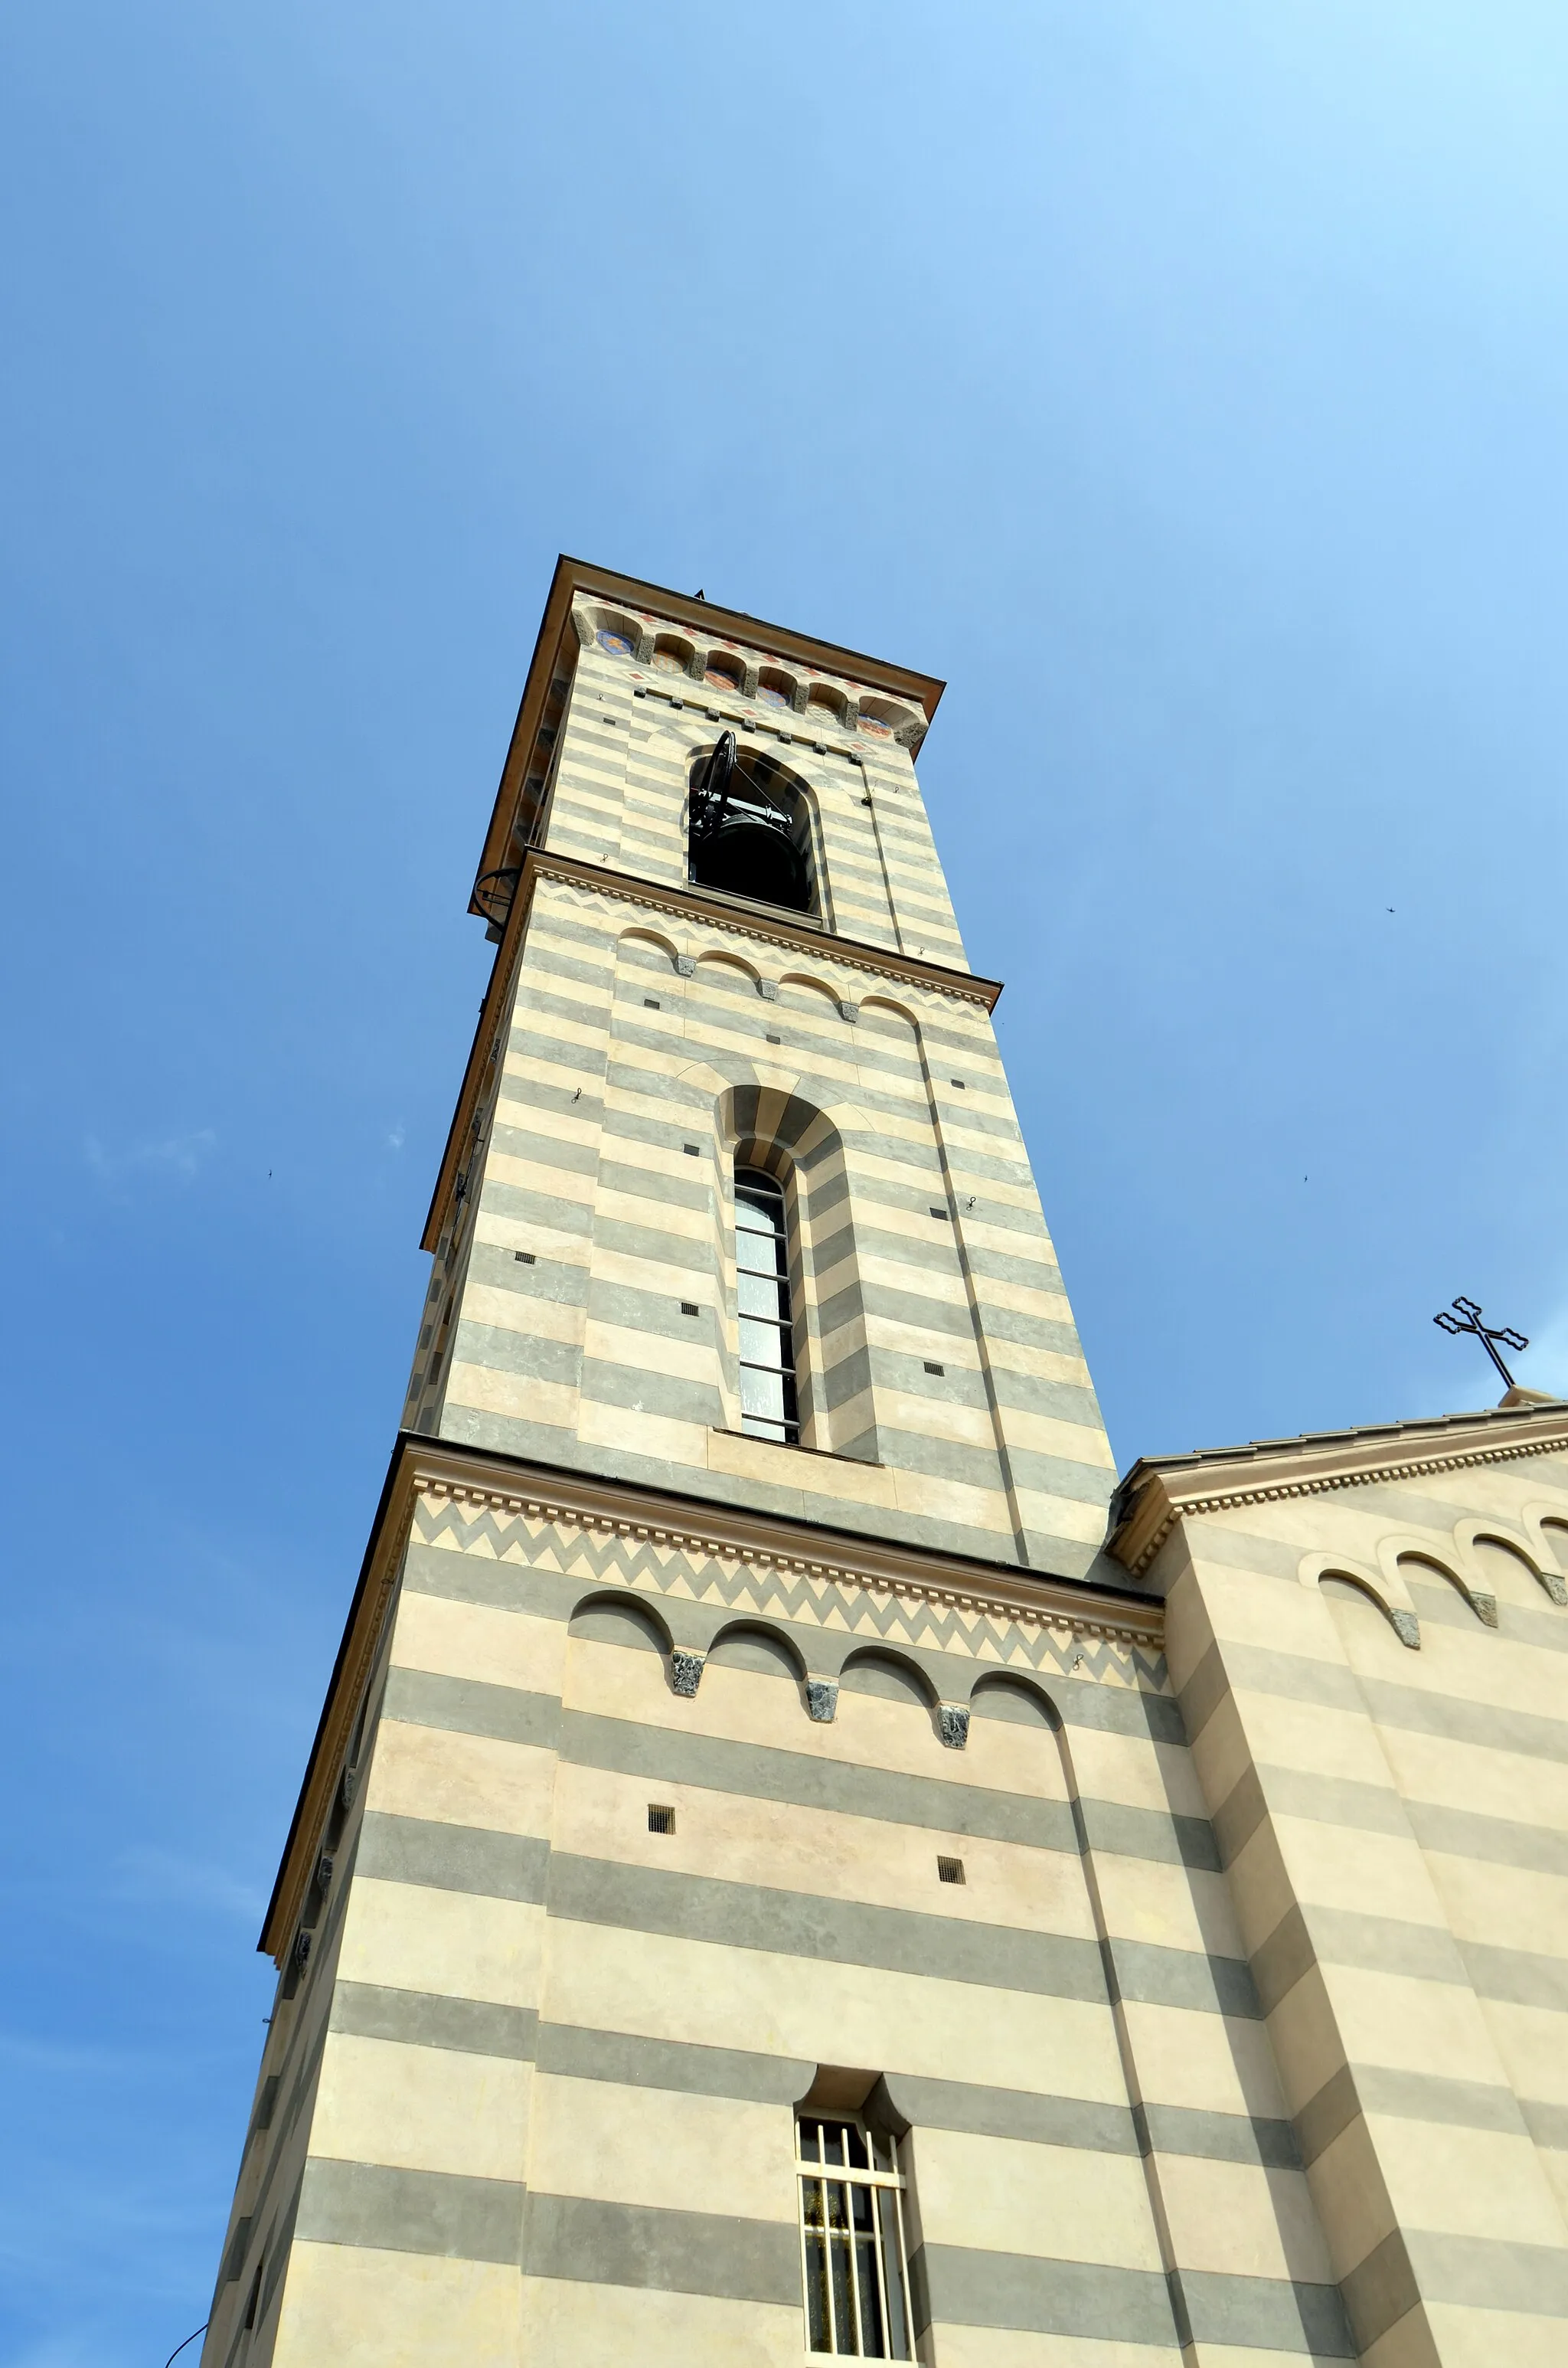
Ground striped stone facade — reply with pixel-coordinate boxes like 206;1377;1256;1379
1113;1410;1568;2366
200;564;1568;2365
400;571;1116;1581
207;1449;1352;2368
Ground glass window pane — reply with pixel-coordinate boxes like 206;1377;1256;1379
737;1267;781;1316
740;1365;787;1423
740;1315;786;1367
822;2125;845;2170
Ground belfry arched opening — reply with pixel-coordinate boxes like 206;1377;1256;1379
687;731;815;914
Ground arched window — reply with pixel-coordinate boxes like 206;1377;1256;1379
689;733;815;914
736;1166;799;1444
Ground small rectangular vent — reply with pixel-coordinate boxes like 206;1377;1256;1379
681;1301;699;1316
929;1206;949;1221
683;1142;700;1156
766;1032;782;1045
648;1804;676;1836
937;1856;965;1885
950;1077;965;1088
514;1251;535;1264
644;997;661;1009
924;1361;946;1376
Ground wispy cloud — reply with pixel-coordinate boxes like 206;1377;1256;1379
110;1846;264;1925
386;1120;406;1151
85;1129;216;1185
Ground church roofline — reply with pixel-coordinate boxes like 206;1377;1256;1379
260;1430;1159;1964
1106;1397;1568;1578
470;554;947;914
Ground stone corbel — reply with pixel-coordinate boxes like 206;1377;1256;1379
805;1677;838;1723
1374;1535;1498;1628
1454;1513;1568;1608
936;1702;970;1749
1301;1551;1420;1648
669;1649;705;1697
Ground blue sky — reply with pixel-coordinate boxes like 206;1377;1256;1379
4;5;1567;2359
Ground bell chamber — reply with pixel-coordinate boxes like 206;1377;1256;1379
687;734;815;914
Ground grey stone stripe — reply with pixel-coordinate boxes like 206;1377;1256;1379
383;1666;560;1751
522;2191;798;2304
1104;1935;1260;2020
1459;1937;1568;2012
1360;1675;1568;1767
548;1850;1106;1999
1189;1634;1568;1769
451;1320;583;1388
1215;1759;1411;1865
884;2069;1135;2155
1174;2267;1354;2357
466;1240;589;1304
1348;2223;1568;2343
562;1705;1081;1851
1521;2097;1568;2151
911;2242;1175;2345
1406;1797;1568;1878
1180;1524;1305;1582
579;1356;724;1427
1139;2101;1300;2170
489;1120;598;1175
536;2023;809;2104
1251;1901;1468;2014
481;1179;593;1237
1297;2060;1530;2167
356;1812;549;1905
546;1853;1247;2013
330;1981;539;2061
296;2157;524;2265
1339;2226;1421;2350
591;1214;714;1274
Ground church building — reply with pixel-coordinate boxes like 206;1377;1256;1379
201;559;1568;2368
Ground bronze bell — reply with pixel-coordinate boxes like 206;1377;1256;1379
693;816;810;911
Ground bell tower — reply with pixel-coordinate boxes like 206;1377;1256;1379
205;564;1264;2368
399;561;1116;1573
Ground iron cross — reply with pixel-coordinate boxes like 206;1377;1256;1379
1432;1296;1529;1390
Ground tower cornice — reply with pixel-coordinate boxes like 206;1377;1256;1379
421;849;1002;1252
260;1431;1162;1964
472;554;946;914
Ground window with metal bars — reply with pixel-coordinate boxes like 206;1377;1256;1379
795;2115;913;2359
735;1166;799;1444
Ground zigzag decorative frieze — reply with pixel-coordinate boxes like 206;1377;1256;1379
411;1492;1168;1695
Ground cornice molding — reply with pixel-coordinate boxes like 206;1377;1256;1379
420;849;1001;1251
528;851;1001;1007
472;554;945;901
261;1433;1162;1961
1107;1406;1568;1579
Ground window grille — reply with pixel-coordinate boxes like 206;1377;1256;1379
937;1855;965;1885
796;2115;913;2359
648;1804;675;1834
735;1167;799;1444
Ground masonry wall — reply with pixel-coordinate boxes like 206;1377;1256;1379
403;868;1114;1578
1159;1450;1568;2366
214;1485;1353;2368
